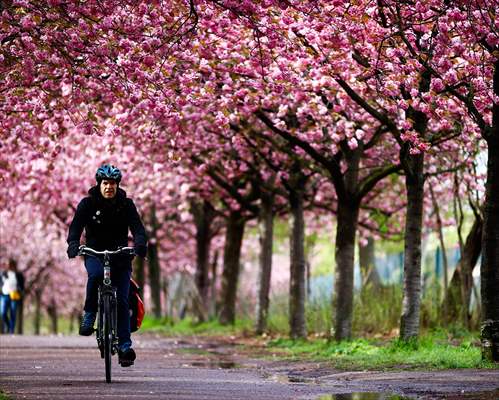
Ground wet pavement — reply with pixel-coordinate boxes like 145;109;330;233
0;334;498;399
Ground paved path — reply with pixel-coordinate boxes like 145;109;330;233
1;334;498;400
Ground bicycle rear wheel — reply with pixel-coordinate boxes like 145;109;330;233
103;294;113;383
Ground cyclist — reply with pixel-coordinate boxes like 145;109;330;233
66;164;147;366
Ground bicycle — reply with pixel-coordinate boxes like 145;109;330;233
78;245;135;383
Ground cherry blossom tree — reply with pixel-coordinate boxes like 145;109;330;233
229;0;493;342
1;1;495;354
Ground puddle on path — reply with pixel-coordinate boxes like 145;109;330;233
316;394;413;400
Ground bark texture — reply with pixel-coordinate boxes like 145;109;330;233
255;193;274;335
289;188;307;339
399;152;425;340
46;299;58;334
333;200;359;341
399;70;429;341
218;211;245;325
191;200;215;305
333;143;361;341
481;64;499;359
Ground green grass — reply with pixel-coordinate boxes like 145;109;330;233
140;315;496;371
140;315;253;336
0;390;12;400
16;314;79;335
266;330;497;370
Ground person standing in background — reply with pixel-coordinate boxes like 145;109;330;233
0;262;7;333
0;260;24;334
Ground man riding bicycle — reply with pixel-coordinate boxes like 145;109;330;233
67;164;147;366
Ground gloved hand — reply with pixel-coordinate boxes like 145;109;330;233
67;241;80;259
134;244;147;258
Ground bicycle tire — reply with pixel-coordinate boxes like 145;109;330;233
98;301;104;359
103;294;113;383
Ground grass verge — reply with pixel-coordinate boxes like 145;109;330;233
0;390;12;400
140;315;253;336
140;317;497;370
266;331;497;370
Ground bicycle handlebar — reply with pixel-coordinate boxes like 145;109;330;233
78;246;135;257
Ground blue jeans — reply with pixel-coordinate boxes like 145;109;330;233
0;294;18;334
84;256;132;347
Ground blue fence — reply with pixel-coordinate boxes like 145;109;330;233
308;246;477;302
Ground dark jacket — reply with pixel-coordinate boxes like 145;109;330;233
67;186;147;252
16;272;25;294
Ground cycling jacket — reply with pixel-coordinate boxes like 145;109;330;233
67;186;147;252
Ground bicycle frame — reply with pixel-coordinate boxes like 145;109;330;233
78;246;134;383
97;253;118;357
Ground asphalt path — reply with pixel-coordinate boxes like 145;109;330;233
1;334;498;400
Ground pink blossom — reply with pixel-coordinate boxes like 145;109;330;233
347;138;358;149
143;55;155;67
432;78;445;92
20;16;35;30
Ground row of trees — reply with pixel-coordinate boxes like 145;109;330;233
0;1;497;360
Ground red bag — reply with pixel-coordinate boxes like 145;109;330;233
129;279;145;332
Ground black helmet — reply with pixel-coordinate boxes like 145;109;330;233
95;164;122;183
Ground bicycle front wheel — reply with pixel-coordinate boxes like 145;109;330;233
103;294;113;383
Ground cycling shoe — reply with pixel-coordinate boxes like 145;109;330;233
118;346;136;367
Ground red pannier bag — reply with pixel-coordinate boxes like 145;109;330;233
129;279;145;332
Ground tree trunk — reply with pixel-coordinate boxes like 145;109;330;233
400;152;425;340
359;237;381;290
289;187;307;339
442;215;482;326
16;298;24;334
333;200;360;341
481;57;499;360
162;277;169;319
69;313;74;334
69;309;79;334
133;255;145;299
218;211;245;325
304;234;317;300
209;250;219;318
191;200;214;305
146;206;162;318
255;192;274;335
332;142;362;342
34;288;43;335
398;67;430;340
147;240;162;318
46;299;58;334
